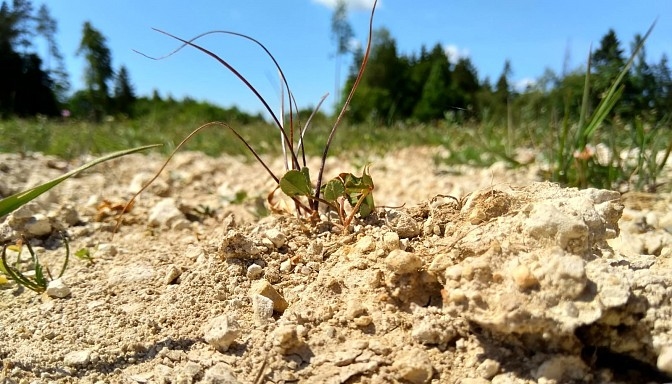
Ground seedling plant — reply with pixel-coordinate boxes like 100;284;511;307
1;235;69;293
125;1;379;231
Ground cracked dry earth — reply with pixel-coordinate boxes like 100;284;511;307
2;147;672;384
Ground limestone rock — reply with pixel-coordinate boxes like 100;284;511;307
203;315;241;352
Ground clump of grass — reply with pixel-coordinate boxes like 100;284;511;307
125;1;380;231
551;22;661;190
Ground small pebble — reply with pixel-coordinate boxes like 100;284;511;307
203;362;240;383
476;358;500;379
203;315;241;352
382;231;401;251
355;235;376;253
265;228;286;248
246;264;263;280
164;265;182;285
385;250;422;274
657;345;672;374
249;279;288;312
280;259;293;273
63;350;91;366
393;348;434;384
273;325;302;353
511;265;538;290
46;278;71;298
251;294;274;324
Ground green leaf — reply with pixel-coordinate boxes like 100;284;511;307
338;167;375;217
279;167;313;197
0;144;160;218
358;193;375;217
322;179;345;203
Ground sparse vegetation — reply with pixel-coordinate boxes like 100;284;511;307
0;145;158;290
1;235;69;293
122;0;380;231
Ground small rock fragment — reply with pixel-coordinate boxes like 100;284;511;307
272;324;303;353
388;211;421;239
385;250;422;275
250;279;288;313
392;348;434;384
265;228;286;248
535;355;587;382
511;265;538;290
382;231;401;251
476;358;500;379
355;235;376;253
97;243;117;257
46;278;71;298
411;319;456;346
148;198;185;228
203;315;241;352
218;230;262;259
657;345;672;374
279;258;293;273
63;350;91;366
203;362;240;384
246;264;263;280
23;214;52;236
164;265;182;285
252;294;274;324
153;364;173;383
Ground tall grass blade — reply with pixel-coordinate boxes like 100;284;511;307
0;145;159;218
582;22;655;141
314;0;378;210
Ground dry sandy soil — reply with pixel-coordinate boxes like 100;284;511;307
2;147;672;384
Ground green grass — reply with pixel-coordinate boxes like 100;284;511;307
2;115;670;193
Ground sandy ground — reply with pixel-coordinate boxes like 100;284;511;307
2;147;672;384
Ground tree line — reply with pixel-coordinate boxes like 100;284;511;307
339;27;672;126
0;0;261;124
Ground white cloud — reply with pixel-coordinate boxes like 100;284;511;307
444;44;470;64
312;0;379;11
514;78;537;91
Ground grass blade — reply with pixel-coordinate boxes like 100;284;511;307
582;22;655;141
0;144;159;218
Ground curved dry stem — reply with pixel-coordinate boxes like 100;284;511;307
314;0;378;210
133;30;301;133
135;29;300;170
115;121;278;233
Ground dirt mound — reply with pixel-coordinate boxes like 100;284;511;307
2;149;672;383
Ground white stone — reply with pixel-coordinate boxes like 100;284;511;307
246;264;263;280
23;214;52;236
385;250;422;274
251;294;274;324
476;358;500;379
46;278;71;298
203;362;240;384
392;348;433;384
203;315;241;352
63;350;91;366
148;198;185;228
382;231;401;251
264;228;286;248
355;235;376;253
657;345;672;374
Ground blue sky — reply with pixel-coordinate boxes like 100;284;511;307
43;0;672;115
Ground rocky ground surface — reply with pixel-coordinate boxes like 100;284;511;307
1;147;672;384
